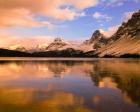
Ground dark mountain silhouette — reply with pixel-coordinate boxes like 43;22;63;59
32;48;95;57
0;48;31;57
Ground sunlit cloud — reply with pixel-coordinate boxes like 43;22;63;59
0;0;98;28
100;0;140;7
67;0;99;9
0;8;53;29
99;25;120;37
92;12;112;22
0;33;54;49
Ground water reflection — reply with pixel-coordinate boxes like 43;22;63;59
0;58;140;112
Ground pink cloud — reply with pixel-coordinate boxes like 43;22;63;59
67;0;99;9
0;33;54;49
0;0;98;28
0;8;53;29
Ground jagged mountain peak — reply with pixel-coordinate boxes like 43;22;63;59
97;10;140;57
50;37;69;45
83;30;106;45
77;30;108;52
110;10;140;42
91;30;103;39
54;37;64;43
45;38;71;51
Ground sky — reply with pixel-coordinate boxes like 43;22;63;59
0;0;140;48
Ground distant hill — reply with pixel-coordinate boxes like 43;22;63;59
0;48;31;57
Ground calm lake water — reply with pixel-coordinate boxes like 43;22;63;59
0;58;140;112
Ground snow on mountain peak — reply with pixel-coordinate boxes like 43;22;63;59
54;38;63;43
46;38;71;51
8;44;26;52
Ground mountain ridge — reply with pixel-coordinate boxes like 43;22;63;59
96;10;140;57
0;10;140;58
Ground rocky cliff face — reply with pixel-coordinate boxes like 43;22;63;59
84;30;106;44
97;10;140;57
82;30;108;51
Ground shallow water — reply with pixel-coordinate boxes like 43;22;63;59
0;58;140;112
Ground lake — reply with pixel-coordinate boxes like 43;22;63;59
0;58;140;112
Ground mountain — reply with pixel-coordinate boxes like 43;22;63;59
81;30;108;52
8;45;27;52
46;38;69;51
31;38;88;57
96;10;140;57
83;30;106;45
40;38;74;51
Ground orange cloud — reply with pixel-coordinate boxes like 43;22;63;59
67;0;99;9
0;8;53;29
0;0;98;27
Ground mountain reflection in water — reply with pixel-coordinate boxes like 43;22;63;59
0;58;140;112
